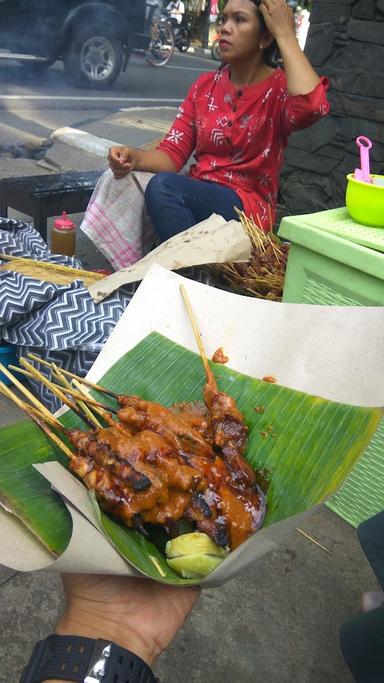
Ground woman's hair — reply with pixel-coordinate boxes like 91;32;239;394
250;0;280;66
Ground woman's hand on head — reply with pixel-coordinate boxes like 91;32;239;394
108;145;138;179
55;573;200;667
259;0;295;42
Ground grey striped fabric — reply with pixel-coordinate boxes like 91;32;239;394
0;218;215;412
0;219;138;411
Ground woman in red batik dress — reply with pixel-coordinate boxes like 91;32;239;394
108;0;330;240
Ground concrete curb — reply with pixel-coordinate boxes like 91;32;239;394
187;46;212;56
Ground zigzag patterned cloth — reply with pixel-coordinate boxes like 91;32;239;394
0;218;139;412
0;218;215;412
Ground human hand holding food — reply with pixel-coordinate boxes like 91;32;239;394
108;145;140;179
54;573;200;667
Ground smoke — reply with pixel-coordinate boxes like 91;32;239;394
0;138;53;160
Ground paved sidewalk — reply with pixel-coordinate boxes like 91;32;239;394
0;108;378;683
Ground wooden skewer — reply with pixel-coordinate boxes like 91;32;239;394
254;215;266;252
0;381;75;460
26;353;119;399
0;252;104;281
148;554;166;578
72;379;119;429
11;364;116;415
19;358;96;430
28;404;67;432
52;365;102;429
0;361;59;423
179;284;212;380
296;528;332;556
50;365;117;415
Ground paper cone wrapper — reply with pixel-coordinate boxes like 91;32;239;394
88;214;251;303
1;266;383;586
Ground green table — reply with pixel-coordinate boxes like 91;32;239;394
278;207;384;527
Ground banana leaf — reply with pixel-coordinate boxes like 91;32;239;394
0;332;380;584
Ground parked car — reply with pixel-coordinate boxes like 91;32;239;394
0;0;149;88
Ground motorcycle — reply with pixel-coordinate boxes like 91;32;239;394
163;9;191;52
174;23;191;52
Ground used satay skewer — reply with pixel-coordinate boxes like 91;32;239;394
26;352;119;399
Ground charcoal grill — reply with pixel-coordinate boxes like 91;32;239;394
0;170;104;240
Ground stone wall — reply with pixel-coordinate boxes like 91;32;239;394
278;0;384;219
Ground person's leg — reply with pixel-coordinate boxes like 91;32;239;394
340;512;384;681
145;5;155;33
358;510;384;589
340;607;384;682
144;172;243;242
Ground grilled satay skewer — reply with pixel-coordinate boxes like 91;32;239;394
0;367;151;493
0;378;202;533
179;285;255;486
0;381;151;536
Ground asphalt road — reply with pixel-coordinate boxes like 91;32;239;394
0;50;214;104
0;50;214;150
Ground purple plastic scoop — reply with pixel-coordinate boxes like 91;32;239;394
355;135;373;183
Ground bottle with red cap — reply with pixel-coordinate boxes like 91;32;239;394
51;212;76;256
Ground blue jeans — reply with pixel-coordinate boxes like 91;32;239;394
144;172;243;242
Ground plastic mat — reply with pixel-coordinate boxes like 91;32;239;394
297;207;384;254
327;418;384;527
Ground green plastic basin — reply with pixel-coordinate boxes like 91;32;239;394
346;173;384;228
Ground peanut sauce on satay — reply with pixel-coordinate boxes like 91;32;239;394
68;376;266;550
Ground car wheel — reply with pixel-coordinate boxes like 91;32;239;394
64;25;123;88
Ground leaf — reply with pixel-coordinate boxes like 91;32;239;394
0;421;71;556
88;492;195;585
0;332;380;581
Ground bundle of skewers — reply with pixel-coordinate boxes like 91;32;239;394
212;209;289;301
0;287;266;574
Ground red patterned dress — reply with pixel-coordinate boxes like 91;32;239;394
157;66;330;230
